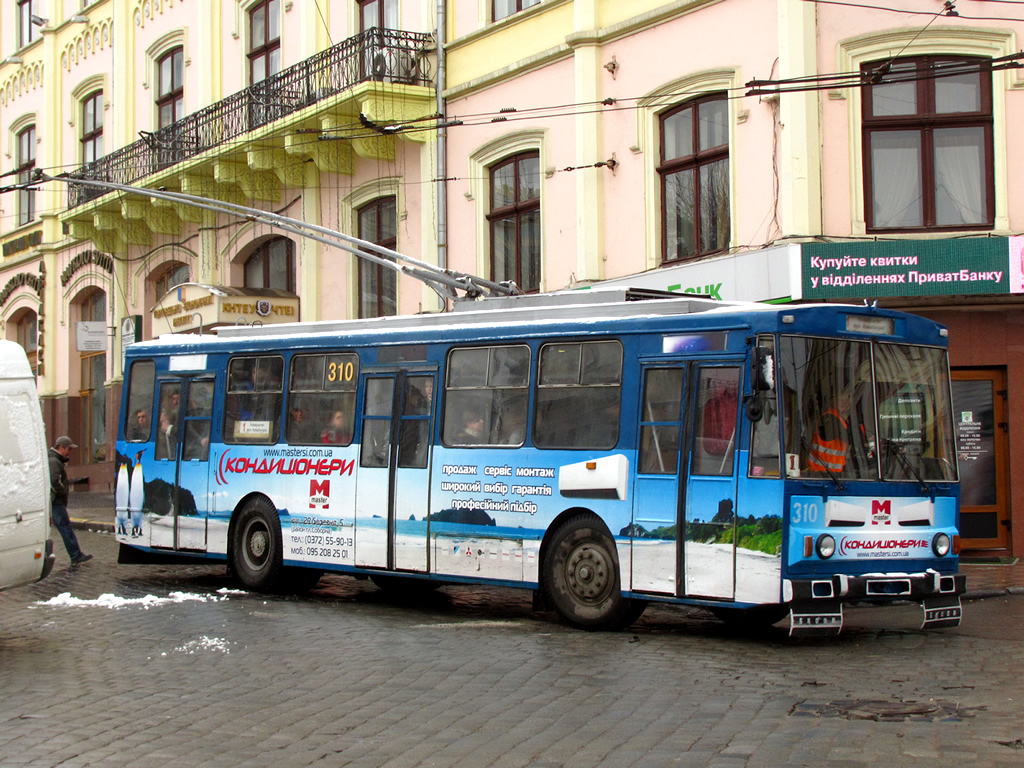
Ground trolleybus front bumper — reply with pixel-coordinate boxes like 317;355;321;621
785;570;966;637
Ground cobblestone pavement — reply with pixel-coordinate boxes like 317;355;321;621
2;530;1023;768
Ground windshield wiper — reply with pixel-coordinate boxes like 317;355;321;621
800;435;845;491
885;440;932;496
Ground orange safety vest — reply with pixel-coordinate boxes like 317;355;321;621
808;408;849;473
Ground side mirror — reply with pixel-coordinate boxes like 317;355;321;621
752;346;774;392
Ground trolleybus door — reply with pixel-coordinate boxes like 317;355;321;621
632;364;689;595
355;371;435;572
683;364;741;599
150;376;214;551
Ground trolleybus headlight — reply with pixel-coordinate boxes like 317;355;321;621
816;534;836;559
932;533;951;557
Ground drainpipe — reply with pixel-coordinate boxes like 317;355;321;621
435;0;448;310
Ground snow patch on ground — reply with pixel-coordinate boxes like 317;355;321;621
35;591;230;609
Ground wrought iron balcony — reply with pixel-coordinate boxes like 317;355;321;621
64;28;433;209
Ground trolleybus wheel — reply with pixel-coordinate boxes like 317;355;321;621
231;497;286;592
544;515;644;630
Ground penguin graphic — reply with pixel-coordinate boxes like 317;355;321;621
129;449;146;537
115;458;130;536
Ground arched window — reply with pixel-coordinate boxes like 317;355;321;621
157;47;184;128
357;196;397;318
13;309;37;376
249;0;281;84
78;290;107;464
16;125;36;226
82;91;104;164
658;93;730;262
488;152;540;293
862;55;993;231
18;0;39;48
154;262;190;300
244;237;295;292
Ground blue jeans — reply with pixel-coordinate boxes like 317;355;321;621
51;503;84;561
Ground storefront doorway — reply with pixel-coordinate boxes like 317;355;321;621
952;369;1010;552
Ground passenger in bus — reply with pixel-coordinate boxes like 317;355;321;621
321;410;353;445
128;408;151;441
155;409;176;460
288;405;319;443
454;413;486;445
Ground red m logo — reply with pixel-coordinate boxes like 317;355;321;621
310;479;330;508
872;500;891;515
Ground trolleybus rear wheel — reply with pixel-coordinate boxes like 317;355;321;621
232;497;286;592
544;515;645;630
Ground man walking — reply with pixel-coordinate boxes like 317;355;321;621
48;436;92;565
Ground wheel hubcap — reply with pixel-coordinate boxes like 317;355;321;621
244;522;269;568
566;543;613;604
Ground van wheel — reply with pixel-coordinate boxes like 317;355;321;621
543;515;642;630
231;497;285;592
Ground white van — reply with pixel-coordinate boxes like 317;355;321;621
0;340;54;590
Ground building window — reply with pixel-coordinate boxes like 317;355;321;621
244;237;294;292
488;153;541;293
154;263;190;300
360;0;398;30
82;91;104;164
18;0;38;48
862;56;993;231
357;197;397;318
79;290;107;464
494;0;541;22
157;48;184;128
658;94;729;263
16;125;36;226
15;311;38;376
249;0;281;84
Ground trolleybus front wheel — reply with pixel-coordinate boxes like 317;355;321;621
544;515;645;630
231;497;286;592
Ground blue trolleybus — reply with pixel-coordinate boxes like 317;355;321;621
115;288;964;635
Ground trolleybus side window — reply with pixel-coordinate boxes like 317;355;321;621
638;368;684;474
398;375;433;468
749;336;781;478
534;340;622;449
287;353;358;445
224;355;283;444
125;360;155;442
182;380;214;461
691;366;740;475
443;345;530;447
155;381;182;460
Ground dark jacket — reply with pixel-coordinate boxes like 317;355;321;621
48;447;70;506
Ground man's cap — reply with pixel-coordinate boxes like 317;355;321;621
55;436;78;448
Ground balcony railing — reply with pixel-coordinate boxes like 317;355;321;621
65;28;433;209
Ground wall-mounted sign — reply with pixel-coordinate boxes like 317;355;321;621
802;237;1015;300
151;283;300;334
76;321;107;352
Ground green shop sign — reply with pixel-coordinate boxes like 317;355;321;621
802;238;1011;299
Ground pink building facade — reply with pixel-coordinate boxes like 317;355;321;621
1;0;1021;555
